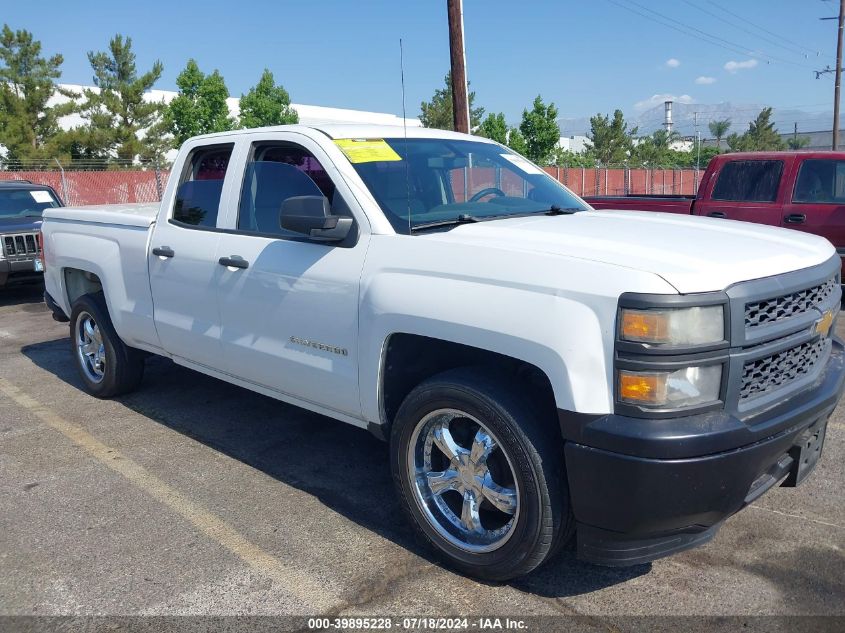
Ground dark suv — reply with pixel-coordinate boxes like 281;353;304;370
0;180;63;288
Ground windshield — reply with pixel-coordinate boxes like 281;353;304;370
0;188;61;218
342;138;589;233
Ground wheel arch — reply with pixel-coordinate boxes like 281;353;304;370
63;267;104;307
373;333;564;443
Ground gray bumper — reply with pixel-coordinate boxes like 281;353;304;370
0;258;43;287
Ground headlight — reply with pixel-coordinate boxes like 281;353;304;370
620;305;724;346
618;365;722;408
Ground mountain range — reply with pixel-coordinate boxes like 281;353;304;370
558;102;833;140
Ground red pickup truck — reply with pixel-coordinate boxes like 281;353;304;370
583;151;845;271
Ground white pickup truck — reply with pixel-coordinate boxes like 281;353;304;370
41;124;844;580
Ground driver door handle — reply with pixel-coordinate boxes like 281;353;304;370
707;211;727;218
152;246;175;258
784;213;806;224
218;256;249;269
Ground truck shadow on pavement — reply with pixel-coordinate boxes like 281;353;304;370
22;339;649;598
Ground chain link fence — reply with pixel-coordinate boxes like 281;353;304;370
0;159;699;207
0;159;170;206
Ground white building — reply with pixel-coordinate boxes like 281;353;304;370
557;135;589;154
43;84;421;161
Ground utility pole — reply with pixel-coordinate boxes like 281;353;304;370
693;111;701;190
447;0;470;133
835;0;844;149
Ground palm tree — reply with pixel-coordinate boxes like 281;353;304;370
787;135;810;150
708;119;731;148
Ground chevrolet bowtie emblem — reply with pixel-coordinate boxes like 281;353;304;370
815;309;834;337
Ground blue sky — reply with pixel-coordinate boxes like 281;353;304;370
3;1;837;130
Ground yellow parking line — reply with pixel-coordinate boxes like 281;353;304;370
830;422;845;432
0;378;337;611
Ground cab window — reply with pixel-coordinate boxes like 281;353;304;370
172;144;234;228
793;159;845;204
711;160;783;203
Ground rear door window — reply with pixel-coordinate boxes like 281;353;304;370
172;145;234;228
711;160;784;202
793;159;845;204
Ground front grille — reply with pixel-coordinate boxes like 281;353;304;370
740;338;830;401
745;277;838;329
2;232;40;258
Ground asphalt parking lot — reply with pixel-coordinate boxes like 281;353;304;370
1;284;844;627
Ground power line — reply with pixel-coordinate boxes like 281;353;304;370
707;0;825;57
607;0;815;70
682;0;829;60
604;0;766;60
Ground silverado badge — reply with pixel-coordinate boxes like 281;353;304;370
815;309;834;338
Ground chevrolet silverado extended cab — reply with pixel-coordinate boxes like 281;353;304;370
0;180;62;288
41;125;844;580
584;151;845;275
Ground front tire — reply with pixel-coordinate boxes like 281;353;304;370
390;367;573;581
69;292;144;398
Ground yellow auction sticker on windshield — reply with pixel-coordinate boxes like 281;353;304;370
334;138;402;163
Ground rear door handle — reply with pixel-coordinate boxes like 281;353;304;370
707;211;727;218
784;213;806;224
152;246;175;258
218;256;249;269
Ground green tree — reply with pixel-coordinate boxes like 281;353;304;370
787;135;810;150
584;109;637;165
419;71;484;131
165;59;236;145
239;68;298;128
73;34;165;162
552;147;595;167
518;95;560;165
633;129;681;167
0;25;73;161
726;107;784;152
478;112;508;144
671;144;722;169
506;127;528;155
707;119;731;148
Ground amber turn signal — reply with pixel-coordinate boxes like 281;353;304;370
618;371;667;404
620;309;670;343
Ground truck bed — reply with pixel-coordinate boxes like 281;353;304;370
44;202;159;227
41;201;160;353
583;194;695;215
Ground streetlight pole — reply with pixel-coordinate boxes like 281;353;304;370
447;0;470;133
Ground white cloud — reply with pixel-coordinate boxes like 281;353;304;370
634;93;694;112
665;58;681;68
724;59;758;73
695;76;717;85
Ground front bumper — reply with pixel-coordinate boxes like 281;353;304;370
0;258;42;288
561;338;845;567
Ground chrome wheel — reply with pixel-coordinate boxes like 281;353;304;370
408;409;520;553
76;311;105;383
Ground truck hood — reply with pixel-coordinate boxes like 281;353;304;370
0;216;42;233
424;210;836;294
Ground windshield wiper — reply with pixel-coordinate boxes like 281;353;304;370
545;205;581;216
411;213;479;232
411;207;582;233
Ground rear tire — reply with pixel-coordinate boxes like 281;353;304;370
69;292;144;398
390;367;574;581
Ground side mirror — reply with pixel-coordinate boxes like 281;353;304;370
280;195;353;242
